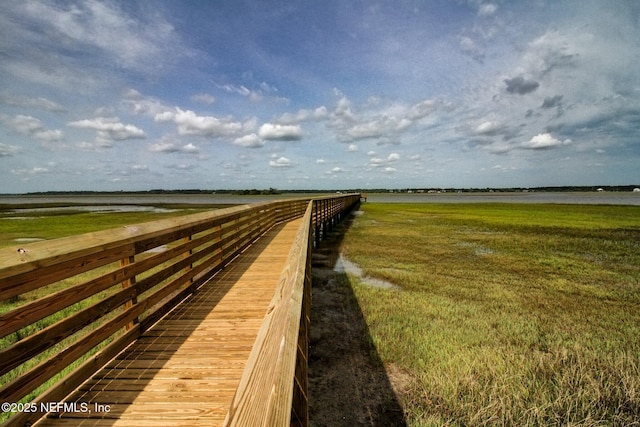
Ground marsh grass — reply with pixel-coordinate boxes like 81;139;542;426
0;207;212;249
342;203;640;426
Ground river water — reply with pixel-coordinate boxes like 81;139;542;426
364;191;640;205
1;191;640;210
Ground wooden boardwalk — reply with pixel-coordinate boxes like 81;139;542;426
36;218;303;427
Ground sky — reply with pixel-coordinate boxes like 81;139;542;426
1;0;639;192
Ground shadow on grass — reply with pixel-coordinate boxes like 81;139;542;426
309;212;407;427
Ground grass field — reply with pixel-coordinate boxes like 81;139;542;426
2;202;639;425
0;205;219;249
340;203;640;426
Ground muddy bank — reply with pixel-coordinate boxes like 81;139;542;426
308;216;407;426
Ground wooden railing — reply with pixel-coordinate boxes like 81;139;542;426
0;194;359;426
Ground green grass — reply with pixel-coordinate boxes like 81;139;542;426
0;206;215;249
341;203;640;426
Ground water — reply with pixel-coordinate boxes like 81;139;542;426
364;191;640;205
1;191;639;209
0;193;317;207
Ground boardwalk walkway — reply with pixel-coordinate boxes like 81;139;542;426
37;218;303;427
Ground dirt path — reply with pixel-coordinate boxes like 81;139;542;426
308;218;407;427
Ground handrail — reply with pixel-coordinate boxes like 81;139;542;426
0;193;359;426
224;195;360;426
223;201;314;427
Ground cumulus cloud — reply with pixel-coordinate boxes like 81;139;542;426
474;121;504;136
345;120;387;140
269;156;293;167
233;133;264;148
369;152;400;168
329;94;442;144
149;140;200;154
521;133;571;150
278;106;328;124
0;143;20;156
522;30;578;78
258;123;303;141
347;144;358;152
504;76;540;95
0;114;63;141
68;117;145;140
155;108;248;137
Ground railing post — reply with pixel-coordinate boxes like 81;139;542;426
183;235;193;284
120;255;138;331
313;201;320;249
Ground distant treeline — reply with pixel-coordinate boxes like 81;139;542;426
3;185;639;197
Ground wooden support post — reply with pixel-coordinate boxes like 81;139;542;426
120;255;138;331
183;235;193;284
313;201;320;249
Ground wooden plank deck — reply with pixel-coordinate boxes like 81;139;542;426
36;218;303;427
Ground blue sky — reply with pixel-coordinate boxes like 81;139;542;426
1;0;639;192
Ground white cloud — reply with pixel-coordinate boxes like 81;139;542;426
17;0;187;73
182;143;199;153
258;123;303;141
346;120;386;140
0;114;63;141
521;133;571;150
348;144;358;152
474;121;503;136
269;156;293;167
0;143;20;156
0;95;67;112
214;81;280;102
369;152;400;167
316;159;326;164
154;108;246;137
68;117;145;140
478;3;498;17
149;142;179;153
149;140;200;154
233;133;264;148
11;166;50;176
278;106;328;124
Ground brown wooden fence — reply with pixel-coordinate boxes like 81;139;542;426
0;194;359;426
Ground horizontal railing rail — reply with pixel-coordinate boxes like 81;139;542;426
0;193;359;426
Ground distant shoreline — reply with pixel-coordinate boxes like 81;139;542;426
1;184;640;197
